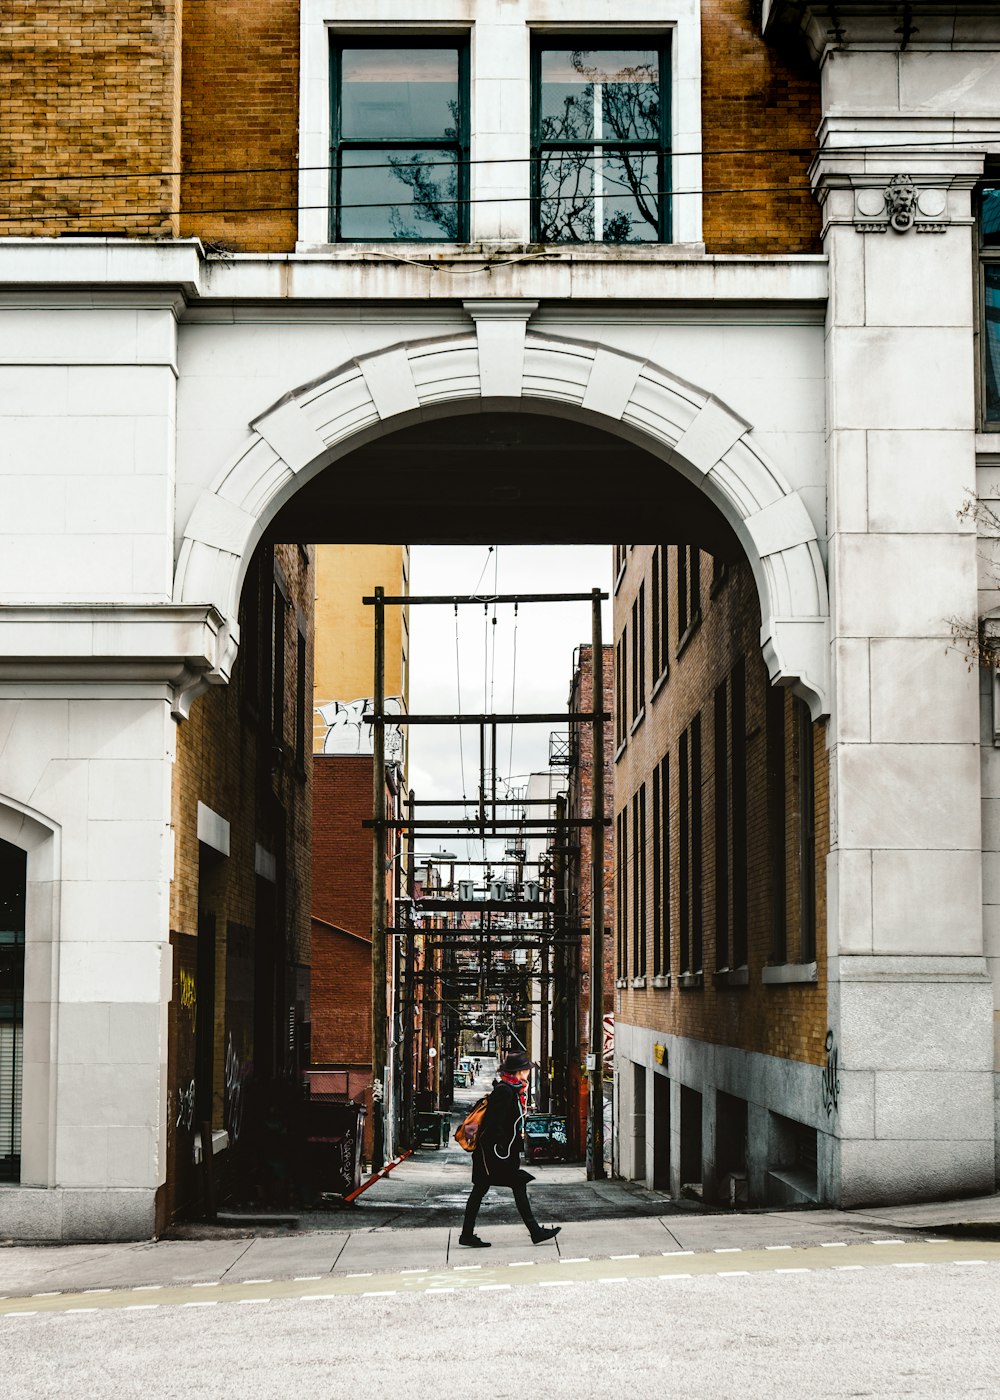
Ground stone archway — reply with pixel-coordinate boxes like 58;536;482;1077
174;315;830;717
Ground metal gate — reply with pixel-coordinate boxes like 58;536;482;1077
0;840;26;1183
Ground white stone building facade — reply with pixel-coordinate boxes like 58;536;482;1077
2;0;1000;1236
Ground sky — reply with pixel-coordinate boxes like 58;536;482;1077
407;545;612;869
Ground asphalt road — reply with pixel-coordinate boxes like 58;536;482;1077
4;1242;999;1400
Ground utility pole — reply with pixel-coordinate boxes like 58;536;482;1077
371;586;387;1171
588;589;606;1180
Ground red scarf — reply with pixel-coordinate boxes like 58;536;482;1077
499;1072;528;1111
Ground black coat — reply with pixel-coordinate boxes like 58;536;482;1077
471;1079;535;1188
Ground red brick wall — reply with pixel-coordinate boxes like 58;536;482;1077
312;755;374;938
310;920;372;1067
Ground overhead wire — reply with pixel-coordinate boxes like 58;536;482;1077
5;132;1000;189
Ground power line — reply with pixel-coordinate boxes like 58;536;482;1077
2;132;998;188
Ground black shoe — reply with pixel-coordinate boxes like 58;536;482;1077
458;1234;491;1248
530;1226;561;1244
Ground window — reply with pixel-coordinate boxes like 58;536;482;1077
651;546;668;685
295;628;308;774
0;840;25;1184
676;545;701;651
272;574;288;744
616;807;627;978
632;785;646;979
714;663;748;974
532;38;671;244
679;714;702;976
630;584;645;724
653;754;670;979
329;40;469;242
615;633;627;750
794;698;816;963
766;686;787;964
714;681;729;972
980;184;1000;426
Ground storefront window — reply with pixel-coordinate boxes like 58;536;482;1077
980;185;1000;426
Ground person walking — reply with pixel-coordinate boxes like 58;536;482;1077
458;1049;561;1249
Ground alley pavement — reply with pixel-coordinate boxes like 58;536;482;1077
2;1068;1000;1300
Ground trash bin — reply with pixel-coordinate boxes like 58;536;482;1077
416;1110;451;1149
305;1097;366;1196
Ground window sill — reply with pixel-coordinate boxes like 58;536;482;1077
651;668;669;703
675;613;702;660
615;978;629;989
629;708;645;736
652;974;671;989
713;966;749;988
614;739;628;764
631;976;647;989
762;961;818;985
678;971;703;989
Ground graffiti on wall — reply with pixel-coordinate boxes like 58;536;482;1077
175;1078;196;1132
224;1034;251;1143
822;1030;841;1118
316;697;404;760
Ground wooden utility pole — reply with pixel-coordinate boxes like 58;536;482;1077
371;586;387;1171
588;589;606;1179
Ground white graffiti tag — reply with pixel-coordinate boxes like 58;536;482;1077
316;696;404;760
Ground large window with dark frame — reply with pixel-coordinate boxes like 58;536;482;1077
676;545;701;651
329;39;469;242
531;37;671;244
616;807;628;978
980;184;1000;427
651;545;668;686
632;785;647;980
0;839;25;1184
794;697;817;964
652;754;670;979
714;662;748;974
630;584;645;724
615;632;627;750
679;714;702;977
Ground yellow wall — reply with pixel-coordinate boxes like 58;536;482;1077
313;545;410;753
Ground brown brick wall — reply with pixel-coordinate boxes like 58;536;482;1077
614;545;829;1069
0;1;182;237
179;0;299;252
310;920;372;1068
170;540;314;1134
701;0;822;254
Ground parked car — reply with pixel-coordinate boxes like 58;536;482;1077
523;1113;568;1164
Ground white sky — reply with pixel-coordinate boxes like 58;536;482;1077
408;545;612;867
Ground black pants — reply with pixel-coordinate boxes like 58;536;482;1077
462;1179;539;1238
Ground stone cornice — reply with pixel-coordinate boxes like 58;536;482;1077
0;239;830;308
763;2;1000;63
0;603;233;719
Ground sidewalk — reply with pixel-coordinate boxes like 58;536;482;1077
2;1141;998;1300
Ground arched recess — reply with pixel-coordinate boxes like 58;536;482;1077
174;320;830;718
0;796;60;1189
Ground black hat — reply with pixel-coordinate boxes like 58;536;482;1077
499;1049;535;1074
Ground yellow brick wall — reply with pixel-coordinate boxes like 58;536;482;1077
614;545;829;1069
0;1;181;237
701;0;822;254
179;0;299;252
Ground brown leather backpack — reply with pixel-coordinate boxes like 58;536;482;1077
454;1094;489;1151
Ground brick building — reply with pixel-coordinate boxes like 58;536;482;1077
167;541;314;1225
554;645;614;1160
613;545;828;1203
4;2;1000;1237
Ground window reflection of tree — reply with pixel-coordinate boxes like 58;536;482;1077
540;51;660;244
385;101;460;239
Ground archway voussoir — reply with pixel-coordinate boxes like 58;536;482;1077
358;346;421;419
